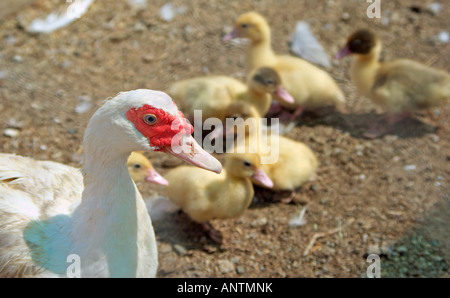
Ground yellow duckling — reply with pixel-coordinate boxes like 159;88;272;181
127;151;168;185
223;11;345;119
167;66;294;125
224;102;318;191
164;152;273;242
337;29;450;138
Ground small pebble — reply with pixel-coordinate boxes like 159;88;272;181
428;3;443;15
3;128;20;138
341;12;350;21
218;259;235;274
404;165;417;171
173;244;187;256
438;31;449;43
236;266;245;274
13;55;23;62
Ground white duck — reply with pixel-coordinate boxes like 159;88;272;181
0;89;222;278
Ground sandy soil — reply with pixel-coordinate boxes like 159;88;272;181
0;0;448;278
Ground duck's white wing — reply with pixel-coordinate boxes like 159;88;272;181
0;153;83;219
0;153;83;277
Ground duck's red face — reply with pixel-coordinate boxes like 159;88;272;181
126;104;193;150
126;104;222;174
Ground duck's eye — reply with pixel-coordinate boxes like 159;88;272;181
241;23;248;29
133;164;141;169
143;114;157;125
265;79;274;85
243;161;252;167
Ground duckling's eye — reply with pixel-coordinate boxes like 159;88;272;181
143;114;157;125
243;161;252;167
265;79;274;85
241;23;248;29
133;164;141;169
352;39;362;46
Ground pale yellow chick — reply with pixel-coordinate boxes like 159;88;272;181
224;102;318;191
164;152;273;242
223;11;345;119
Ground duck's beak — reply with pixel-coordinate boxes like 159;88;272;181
252;169;274;188
145;169;169;186
335;46;351;59
274;86;295;104
163;135;222;174
222;29;238;42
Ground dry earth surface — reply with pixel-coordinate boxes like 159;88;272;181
0;0;448;278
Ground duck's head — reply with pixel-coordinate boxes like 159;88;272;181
225;152;273;188
336;29;379;59
85;89;222;174
222;12;270;43
127;151;169;186
249;67;294;104
223;101;260;139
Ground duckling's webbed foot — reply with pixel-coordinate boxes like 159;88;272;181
267;101;283;115
201;222;223;244
363;112;411;139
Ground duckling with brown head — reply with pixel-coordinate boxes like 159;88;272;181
337;29;450;138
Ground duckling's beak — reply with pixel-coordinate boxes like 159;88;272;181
274;86;295;104
222;29;238;42
163;135;222;174
252;169;274;188
145;169;169;186
335;46;351;59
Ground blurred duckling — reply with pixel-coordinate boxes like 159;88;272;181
167;67;294;125
223;12;345;120
127;151;168;186
337;29;450;138
224;102;319;192
164;152;273;242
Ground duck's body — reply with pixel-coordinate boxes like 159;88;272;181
337;29;450;138
223;12;345;117
165;153;272;225
0;89;221;277
225;102;318;191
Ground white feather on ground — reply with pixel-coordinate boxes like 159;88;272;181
290;21;331;69
26;0;95;34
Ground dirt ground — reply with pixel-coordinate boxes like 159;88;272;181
0;0;448;278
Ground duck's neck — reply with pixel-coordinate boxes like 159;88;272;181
241;89;272;117
71;148;157;277
351;43;382;97
248;38;276;71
